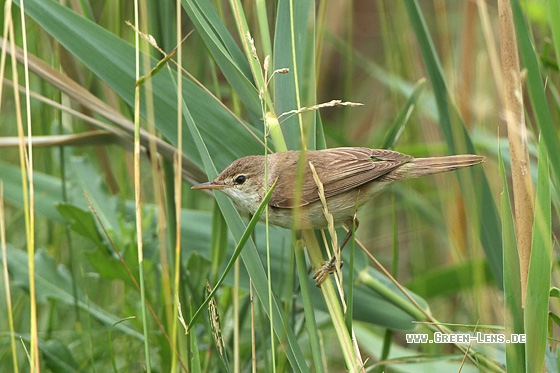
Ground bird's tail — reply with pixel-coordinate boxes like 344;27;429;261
382;154;485;181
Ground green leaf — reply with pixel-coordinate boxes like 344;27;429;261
41;339;82;373
404;0;503;287
56;203;103;247
69;156;119;233
380;79;426;149
16;336;83;373
405;259;494;299
548;0;560;70
12;0;264;172
0;160;68;222
3;247;144;340
180;76;309;371
188;179;278;328
513;0;560;190
500;144;525;372
273;0;324;150
56;203;138;285
181;0;262;118
2;157;429;331
524;139;551;373
355;323;481;373
353;268;428;330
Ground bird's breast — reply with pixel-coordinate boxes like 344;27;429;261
266;180;391;229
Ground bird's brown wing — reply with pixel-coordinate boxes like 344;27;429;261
270;147;413;208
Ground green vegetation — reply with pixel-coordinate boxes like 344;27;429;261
0;0;558;371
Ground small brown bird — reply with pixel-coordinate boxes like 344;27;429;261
192;147;484;228
192;147;484;283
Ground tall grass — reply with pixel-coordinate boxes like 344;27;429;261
0;0;558;371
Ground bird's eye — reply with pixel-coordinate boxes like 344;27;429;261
234;174;246;185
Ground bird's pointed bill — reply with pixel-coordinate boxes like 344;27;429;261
191;181;231;190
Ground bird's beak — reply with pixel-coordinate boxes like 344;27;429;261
191;181;231;190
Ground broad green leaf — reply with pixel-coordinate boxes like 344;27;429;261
273;0;324;150
16;337;82;373
3;247;144;340
69;157;119;234
1;159;428;330
188;179;279;328
549;0;560;71
405;259;493;299
56;203;103;247
41;339;81;373
13;0;264;173
56;203;138;286
294;242;323;370
355;323;480;372
180;81;309;372
0;160;70;222
500;144;525;372
524;139;551;373
513;0;560;190
181;0;262;118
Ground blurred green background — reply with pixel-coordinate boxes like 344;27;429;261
0;0;558;371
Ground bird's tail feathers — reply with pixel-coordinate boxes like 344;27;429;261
383;154;484;180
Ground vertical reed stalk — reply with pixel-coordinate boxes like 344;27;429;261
133;0;151;370
9;3;40;369
170;1;183;370
496;0;534;305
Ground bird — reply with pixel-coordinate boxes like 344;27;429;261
192;147;484;284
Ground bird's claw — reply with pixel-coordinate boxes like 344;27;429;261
313;258;343;287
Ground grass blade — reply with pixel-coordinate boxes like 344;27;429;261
181;0;262;118
404;0;503;287
12;0;265;173
273;0;322;150
512;0;560;190
187;179;277;328
499;145;525;372
180;86;308;371
524;139;551;373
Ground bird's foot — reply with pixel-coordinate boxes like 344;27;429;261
313;257;343;287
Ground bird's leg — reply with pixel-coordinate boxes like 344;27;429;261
313;217;359;286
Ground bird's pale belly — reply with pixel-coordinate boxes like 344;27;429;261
264;181;390;229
